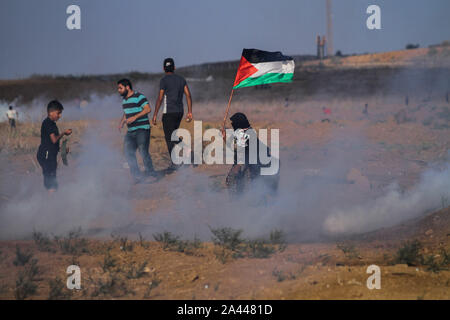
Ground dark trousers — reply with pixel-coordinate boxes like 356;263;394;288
124;128;154;178
9;119;16;128
162;112;183;163
37;148;58;190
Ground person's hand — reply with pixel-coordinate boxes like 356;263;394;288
186;112;193;122
64;129;72;136
118;121;125;132
126;116;137;124
152;116;157;126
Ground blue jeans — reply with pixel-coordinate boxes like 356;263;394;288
124;129;154;178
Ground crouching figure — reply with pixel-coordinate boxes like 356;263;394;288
224;112;280;202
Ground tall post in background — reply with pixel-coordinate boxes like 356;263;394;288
317;36;321;58
326;0;333;57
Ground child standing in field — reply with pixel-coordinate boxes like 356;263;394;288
36;100;72;193
6;106;18;133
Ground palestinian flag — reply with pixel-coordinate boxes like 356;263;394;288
233;49;295;89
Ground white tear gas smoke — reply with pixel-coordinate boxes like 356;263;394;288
0;94;123;123
323;160;450;235
0;109;370;241
0;121;132;239
0;92;449;242
120;132;370;242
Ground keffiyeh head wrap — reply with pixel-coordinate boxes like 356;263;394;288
230;112;250;130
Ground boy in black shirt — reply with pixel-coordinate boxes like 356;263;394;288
36;100;72;192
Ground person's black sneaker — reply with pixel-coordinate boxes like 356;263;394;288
144;170;159;178
165;164;179;174
132;176;144;184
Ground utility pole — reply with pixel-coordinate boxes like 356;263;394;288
326;0;333;56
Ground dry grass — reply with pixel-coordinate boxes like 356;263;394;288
0;119;88;155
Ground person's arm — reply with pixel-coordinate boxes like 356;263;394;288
50;129;72;144
118;113;126;131
184;84;193;121
126;103;151;124
152;89;165;125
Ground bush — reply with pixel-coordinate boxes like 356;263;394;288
154;231;202;255
406;44;420;50
89;273;133;298
153;231;181;250
126;261;148;279
32;230;56;253
15;272;37;300
395;240;422;266
13;246;33;266
210;227;287;262
100;252;118;273
14;259;40;300
54;227;89;255
48;277;72;300
209;227;244;251
337;242;360;260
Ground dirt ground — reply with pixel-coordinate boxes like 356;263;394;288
0;86;450;299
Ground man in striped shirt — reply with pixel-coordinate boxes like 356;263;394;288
117;78;156;182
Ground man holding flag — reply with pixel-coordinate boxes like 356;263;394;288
222;48;294;199
222;48;295;135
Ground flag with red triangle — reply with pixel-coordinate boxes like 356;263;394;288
233;49;295;89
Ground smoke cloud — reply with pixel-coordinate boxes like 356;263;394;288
323;161;450;235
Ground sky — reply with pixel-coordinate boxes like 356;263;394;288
1;0;449;79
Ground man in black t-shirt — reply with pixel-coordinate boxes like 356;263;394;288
36;100;72;192
152;58;193;171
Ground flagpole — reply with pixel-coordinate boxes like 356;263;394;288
222;88;234;132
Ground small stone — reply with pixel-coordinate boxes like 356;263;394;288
347;278;362;286
425;229;433;236
143;267;154;274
